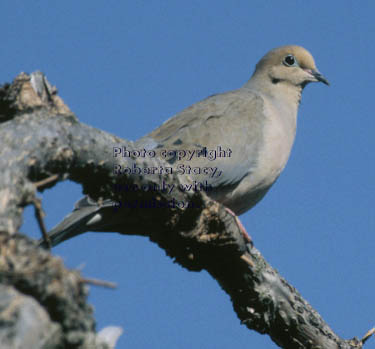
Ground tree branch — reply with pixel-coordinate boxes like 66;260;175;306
0;72;370;348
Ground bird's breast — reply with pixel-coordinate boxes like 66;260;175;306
254;99;297;187
214;98;297;215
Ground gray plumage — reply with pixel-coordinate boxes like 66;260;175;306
40;45;328;247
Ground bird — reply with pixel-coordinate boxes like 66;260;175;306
40;45;329;248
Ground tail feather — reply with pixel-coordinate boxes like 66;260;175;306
39;196;128;248
39;196;116;248
39;204;101;248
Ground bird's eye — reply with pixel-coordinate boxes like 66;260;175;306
283;54;297;67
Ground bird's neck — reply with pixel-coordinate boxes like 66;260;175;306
244;73;303;112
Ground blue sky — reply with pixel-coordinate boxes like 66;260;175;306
2;1;374;348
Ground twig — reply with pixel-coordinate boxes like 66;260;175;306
32;197;51;249
81;277;117;289
34;174;59;189
361;327;375;345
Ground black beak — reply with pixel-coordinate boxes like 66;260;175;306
311;69;329;86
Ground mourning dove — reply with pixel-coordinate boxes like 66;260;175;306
40;45;328;247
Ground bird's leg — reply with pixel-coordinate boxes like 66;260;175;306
225;208;253;245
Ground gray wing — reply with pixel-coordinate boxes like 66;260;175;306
136;88;265;189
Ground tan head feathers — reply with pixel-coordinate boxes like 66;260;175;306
252;45;329;86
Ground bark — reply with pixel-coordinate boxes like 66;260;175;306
0;72;370;348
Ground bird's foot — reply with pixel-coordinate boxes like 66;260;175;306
225;208;253;245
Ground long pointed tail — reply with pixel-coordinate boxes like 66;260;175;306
39;196;110;248
39;205;101;248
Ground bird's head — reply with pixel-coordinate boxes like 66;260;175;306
253;45;329;88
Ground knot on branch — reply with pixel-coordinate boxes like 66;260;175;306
0;72;72;123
